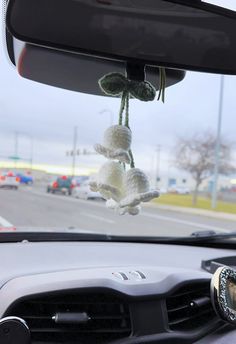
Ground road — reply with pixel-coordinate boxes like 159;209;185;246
0;186;235;237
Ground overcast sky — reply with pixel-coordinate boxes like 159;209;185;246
0;0;236;177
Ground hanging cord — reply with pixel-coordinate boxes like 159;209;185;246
128;149;135;169
124;92;135;168
157;67;166;103
118;91;128;170
118;91;127;125
125;92;130;128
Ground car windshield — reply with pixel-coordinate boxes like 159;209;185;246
0;0;235;239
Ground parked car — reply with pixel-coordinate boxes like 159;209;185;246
71;176;89;187
72;180;103;200
16;173;33;185
47;176;73;195
0;172;20;189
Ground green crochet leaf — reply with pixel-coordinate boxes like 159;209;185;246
99;72;127;96
99;72;157;101
129;81;156;101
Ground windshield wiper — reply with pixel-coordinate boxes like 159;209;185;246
1;229;236;244
190;230;236;241
0;231;112;243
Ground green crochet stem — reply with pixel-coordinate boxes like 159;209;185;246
125;92;129;127
129;149;135;169
118;91;127;125
158;67;166;103
118;90;135;168
124;93;135;168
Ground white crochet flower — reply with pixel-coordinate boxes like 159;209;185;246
119;168;160;209
106;199;118;210
106;199;140;216
105;168;159;216
89;161;125;202
119;205;141;216
94;125;131;164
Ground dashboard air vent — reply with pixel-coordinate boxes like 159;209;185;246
166;281;216;331
6;291;132;343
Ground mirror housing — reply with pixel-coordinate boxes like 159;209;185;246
6;40;185;96
6;0;236;75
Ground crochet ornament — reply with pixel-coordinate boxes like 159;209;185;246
94;125;131;164
105;168;160;216
106;198;141;216
90;68;165;215
119;168;160;209
90;161;125;202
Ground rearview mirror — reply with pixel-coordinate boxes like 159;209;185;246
6;0;236;75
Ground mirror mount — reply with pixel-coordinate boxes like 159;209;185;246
126;63;146;82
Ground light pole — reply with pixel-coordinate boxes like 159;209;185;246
99;109;114;126
22;132;34;170
13;132;34;170
211;75;225;209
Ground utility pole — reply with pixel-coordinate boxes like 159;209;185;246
72;126;78;177
211;75;225;209
10;131;34;169
156;145;161;187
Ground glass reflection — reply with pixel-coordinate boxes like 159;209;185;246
226;279;236;310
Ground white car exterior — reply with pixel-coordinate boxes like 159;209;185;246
72;181;102;200
0;173;20;189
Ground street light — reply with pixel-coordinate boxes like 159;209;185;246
211;75;225;209
99;109;114;126
22;132;34;170
13;131;34;169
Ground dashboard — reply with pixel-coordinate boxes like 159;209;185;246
1;241;236;343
